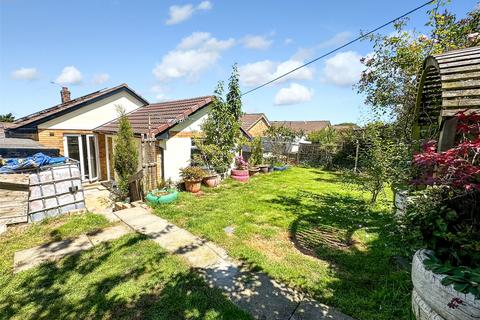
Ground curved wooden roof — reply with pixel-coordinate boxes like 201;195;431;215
414;46;480;140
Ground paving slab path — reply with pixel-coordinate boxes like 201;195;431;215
13;224;131;273
114;207;354;320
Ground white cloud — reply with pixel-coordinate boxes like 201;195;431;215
284;38;293;45
11;67;38;80
92;73;110;85
153;32;234;83
274;83;313;105
321;51;364;87
55;66;83;85
318;31;352;48
197;1;212;10
239;59;313;87
166;4;195;25
166;1;212;25
242;35;273;50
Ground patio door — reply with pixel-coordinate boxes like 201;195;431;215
63;134;99;181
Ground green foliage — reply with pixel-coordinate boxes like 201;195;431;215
113;106;139;199
307;127;340;169
192;139;228;173
356;123;410;203
179;166;206;181
201;64;243;173
249;137;263;166
0;113;15;122
399;186;480;268
265;125;301;165
357;4;479;137
424;253;480;298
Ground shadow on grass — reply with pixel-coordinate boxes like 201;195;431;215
269;189;412;320
0;234;250;320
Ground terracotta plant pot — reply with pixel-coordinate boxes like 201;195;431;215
231;169;249;177
258;165;269;173
231;175;249;183
184;180;202;193
248;167;260;176
203;174;220;188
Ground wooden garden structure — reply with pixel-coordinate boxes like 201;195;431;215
414;46;480;151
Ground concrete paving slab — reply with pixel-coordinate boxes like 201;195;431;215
14;235;92;273
87;225;131;246
203;263;302;320
113;206;355;320
291;299;355;320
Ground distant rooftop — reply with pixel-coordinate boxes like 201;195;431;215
271;120;331;133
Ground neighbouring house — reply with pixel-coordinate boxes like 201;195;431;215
6;84;149;182
331;123;360;131
240;113;270;139
270;120;332;153
94;96;214;182
271;120;331;135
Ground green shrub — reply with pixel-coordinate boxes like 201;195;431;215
180;166;206;181
113;106;138;199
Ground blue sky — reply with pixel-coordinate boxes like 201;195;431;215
0;0;477;124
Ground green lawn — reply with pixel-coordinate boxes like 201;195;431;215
152;167;412;320
0;214;251;320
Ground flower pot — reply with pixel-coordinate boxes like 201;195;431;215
145;189;178;204
411;249;479;320
203;174;220;188
248;167;260;176
231;175;249;183
184;180;202;193
231;169;249;177
259;165;269;173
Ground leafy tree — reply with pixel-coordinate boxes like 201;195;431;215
0;113;15;122
201;64;243;173
249;137;264;166
356;123;410;203
113;106;138;199
357;4;479;138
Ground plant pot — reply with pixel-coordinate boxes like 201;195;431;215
203;174;220;188
145;189;178;204
411;249;479;320
231;175;249;183
184;180;202;193
231;169;249;177
248;167;260;176
258;165;269;173
273;165;289;171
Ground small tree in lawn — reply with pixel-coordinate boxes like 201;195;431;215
201;64;243;174
113;106;138;199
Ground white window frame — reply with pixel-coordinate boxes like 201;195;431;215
63;134;86;180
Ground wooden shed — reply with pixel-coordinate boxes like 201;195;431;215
413;46;480;151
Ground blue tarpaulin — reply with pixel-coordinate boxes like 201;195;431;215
0;153;67;173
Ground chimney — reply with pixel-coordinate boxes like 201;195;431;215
61;87;71;103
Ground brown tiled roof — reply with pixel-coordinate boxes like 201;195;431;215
9;83;148;129
271;120;331;133
94;96;214;136
332;123;360;131
240;113;270;132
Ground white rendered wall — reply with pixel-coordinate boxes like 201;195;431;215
39;91;144;130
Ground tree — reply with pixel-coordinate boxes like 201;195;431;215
113;106;138;198
201;64;243;173
0;113;15;122
357;4;479;138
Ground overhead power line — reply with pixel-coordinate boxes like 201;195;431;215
241;0;435;96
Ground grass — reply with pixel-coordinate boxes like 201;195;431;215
0;214;250;319
152;167;412;320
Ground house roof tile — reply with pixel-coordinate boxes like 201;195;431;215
240;113;270;132
271;120;331;133
9;83;149;129
94;95;214;136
